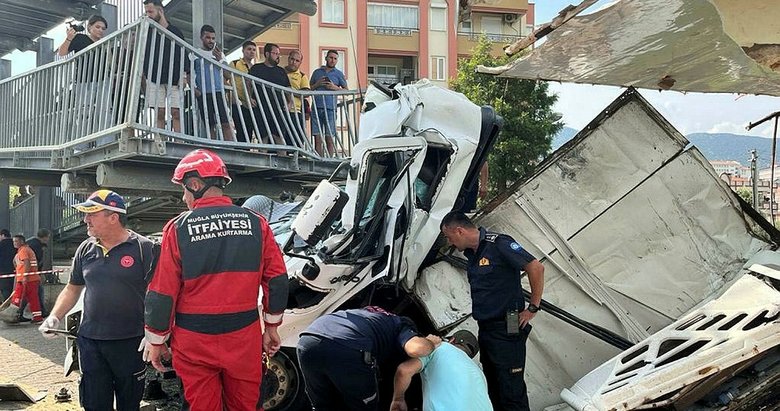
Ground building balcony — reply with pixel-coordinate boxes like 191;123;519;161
457;31;523;56
367;26;420;53
256;19;300;46
470;0;529;13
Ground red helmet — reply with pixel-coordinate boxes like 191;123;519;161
172;149;232;185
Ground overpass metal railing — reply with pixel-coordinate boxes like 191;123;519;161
0;17;363;162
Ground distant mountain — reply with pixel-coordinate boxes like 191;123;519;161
551;128;778;169
686;133;778;169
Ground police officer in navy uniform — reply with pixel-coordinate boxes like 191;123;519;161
440;211;545;411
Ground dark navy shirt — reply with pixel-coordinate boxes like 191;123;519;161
71;232;158;340
0;238;15;275
464;228;536;322
303;308;418;364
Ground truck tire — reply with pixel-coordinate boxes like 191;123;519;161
261;347;310;411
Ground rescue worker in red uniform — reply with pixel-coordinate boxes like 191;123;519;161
141;149;288;410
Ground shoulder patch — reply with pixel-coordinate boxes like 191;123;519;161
485;233;499;243
510;242;522;251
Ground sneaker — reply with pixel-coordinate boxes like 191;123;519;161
17;317;32;323
31;316;44;325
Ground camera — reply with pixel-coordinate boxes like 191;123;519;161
68;21;85;32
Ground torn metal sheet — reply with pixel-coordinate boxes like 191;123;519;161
474;89;776;408
481;0;780;96
561;267;780;410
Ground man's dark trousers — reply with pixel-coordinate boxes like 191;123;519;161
297;334;379;411
77;336;145;411
478;320;532;411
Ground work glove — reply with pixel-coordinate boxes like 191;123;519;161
138;337;151;362
38;316;61;339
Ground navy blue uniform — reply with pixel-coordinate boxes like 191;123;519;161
297;308;419;411
465;228;537;411
71;232;158;411
0;238;16;300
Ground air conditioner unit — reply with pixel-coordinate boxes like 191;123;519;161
503;13;519;24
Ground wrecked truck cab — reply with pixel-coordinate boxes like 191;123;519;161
262;80;502;410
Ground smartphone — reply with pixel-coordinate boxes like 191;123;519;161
506;310;520;335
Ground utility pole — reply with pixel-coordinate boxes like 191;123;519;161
750;149;759;210
748;111;780;226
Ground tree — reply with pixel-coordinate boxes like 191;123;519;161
450;36;562;195
735;187;752;205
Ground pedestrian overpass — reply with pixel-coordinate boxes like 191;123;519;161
0;16;362;249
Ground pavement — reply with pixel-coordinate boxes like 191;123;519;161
0;263;180;411
0;310;81;410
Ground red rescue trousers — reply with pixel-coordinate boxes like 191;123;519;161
171;320;264;411
11;280;42;320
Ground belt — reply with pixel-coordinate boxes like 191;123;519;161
175;309;258;335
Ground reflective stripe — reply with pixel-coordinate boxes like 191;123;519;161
144;330;169;345
176;309;259;335
264;312;283;325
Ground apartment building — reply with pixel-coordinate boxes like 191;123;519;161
254;0;534;89
710;160;750;179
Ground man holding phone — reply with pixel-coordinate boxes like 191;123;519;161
192;24;235;141
310;50;347;157
440;211;545;411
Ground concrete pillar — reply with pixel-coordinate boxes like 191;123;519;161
192;0;223;48
0;59;10;231
98;2;118;36
36;37;55;66
0;187;8;232
35;188;54;234
0;59;10;79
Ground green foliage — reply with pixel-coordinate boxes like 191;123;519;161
9;185;19;207
450;36;562;194
735;187;752;205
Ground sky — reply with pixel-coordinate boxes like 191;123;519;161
533;0;780;139
4;1;779;139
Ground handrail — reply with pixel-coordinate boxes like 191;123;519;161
0;17;364;163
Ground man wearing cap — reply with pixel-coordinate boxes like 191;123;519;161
142;149;289;410
296;306;435;410
39;190;158;411
390;330;493;411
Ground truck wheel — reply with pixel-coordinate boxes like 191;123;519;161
261;347;310;411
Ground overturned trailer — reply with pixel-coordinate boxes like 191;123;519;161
263;84;779;410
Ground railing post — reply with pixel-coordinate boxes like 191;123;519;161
125;19;149;133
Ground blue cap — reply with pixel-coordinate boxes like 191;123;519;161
73;189;127;214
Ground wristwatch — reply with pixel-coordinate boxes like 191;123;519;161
526;304;540;313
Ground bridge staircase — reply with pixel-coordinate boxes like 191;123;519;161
0;17;361;246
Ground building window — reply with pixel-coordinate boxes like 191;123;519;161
320;49;347;74
368;3;419;29
431;56;446;81
430;6;447;31
322;0;345;25
481;15;502;35
368;65;400;85
460;19;472;32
